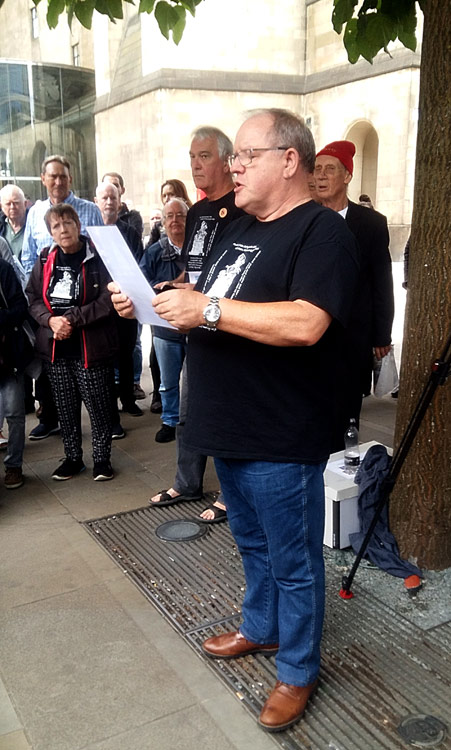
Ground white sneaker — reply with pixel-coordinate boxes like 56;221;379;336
0;432;8;451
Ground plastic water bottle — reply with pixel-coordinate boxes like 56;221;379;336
344;418;360;468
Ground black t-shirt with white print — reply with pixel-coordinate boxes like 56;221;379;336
183;200;360;464
47;246;85;358
182;190;244;283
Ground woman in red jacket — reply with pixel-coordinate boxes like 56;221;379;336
27;203;118;481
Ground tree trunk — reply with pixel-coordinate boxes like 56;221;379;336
389;3;451;569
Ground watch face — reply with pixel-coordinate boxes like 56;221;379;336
205;304;221;323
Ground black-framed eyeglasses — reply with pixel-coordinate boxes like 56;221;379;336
227;147;289;169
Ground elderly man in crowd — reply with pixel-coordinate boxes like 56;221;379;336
101;172;143;238
314;140;394;448
110;108;359;732
102;171;145;399
140;197;188;443
0;185;28;263
21;154;104;441
95;182;143;427
149;125;244;523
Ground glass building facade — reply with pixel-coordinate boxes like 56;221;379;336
0;60;97;202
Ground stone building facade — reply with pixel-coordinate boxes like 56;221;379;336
0;0;421;256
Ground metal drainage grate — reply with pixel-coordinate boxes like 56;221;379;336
83;503;451;750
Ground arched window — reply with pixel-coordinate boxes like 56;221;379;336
345;121;379;206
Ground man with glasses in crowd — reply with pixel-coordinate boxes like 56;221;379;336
110;108;359;732
140;197;189;443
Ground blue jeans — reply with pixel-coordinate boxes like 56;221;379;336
153;336;186;427
0;373;25;468
214;458;326;687
133;323;143;383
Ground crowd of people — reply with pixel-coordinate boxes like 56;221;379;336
0;107;394;732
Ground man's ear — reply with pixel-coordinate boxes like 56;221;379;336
282;147;300;178
344;170;352;185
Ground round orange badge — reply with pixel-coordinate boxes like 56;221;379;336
219;208;228;218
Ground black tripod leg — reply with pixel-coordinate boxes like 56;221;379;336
339;334;451;598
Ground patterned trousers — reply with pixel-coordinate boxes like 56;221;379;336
45;359;113;463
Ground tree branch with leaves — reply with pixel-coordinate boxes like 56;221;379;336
0;0;204;44
332;0;424;63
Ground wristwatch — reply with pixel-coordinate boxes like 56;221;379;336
203;296;221;330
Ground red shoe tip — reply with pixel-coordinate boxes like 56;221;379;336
404;574;422;590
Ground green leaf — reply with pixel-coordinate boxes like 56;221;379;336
398;1;417;36
47;0;66;29
139;0;155;11
154;0;179;40
95;0;124;20
177;0;198;16
332;0;358;34
171;5;186;44
74;0;95;29
359;0;379;15
364;13;397;49
398;29;417;51
343;17;361;63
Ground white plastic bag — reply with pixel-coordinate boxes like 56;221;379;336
373;348;399;398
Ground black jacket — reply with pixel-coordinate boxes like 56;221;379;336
345;200;394;351
116;218;143;262
118;203;144;239
0;258;32;375
26;236;118;367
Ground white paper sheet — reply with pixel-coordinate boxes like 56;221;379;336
86;225;175;328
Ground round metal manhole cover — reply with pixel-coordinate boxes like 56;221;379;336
397;715;447;747
155;519;208;542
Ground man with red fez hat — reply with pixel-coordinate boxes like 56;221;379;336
315;139;394;450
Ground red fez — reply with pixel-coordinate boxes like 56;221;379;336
316;140;356;175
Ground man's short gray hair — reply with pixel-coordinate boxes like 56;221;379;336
41;154;71;175
191;126;233;161
0;184;26;203
95;182;120;198
245;108;316;173
162;197;189;223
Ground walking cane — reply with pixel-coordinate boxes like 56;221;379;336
339;333;451;600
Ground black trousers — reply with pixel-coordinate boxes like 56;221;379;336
116;316;138;409
35;370;59;426
46;359;114;463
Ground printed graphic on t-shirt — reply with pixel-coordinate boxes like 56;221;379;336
202;243;261;299
52;271;73;300
186;216;219;272
48;261;80;311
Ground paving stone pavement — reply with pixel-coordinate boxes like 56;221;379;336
1;348;449;750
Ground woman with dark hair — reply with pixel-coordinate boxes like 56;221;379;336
160;179;192;208
27;203;118;481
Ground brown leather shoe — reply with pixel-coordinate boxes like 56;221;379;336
202;630;279;659
258;679;318;732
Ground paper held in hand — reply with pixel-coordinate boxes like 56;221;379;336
86;225;175;328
